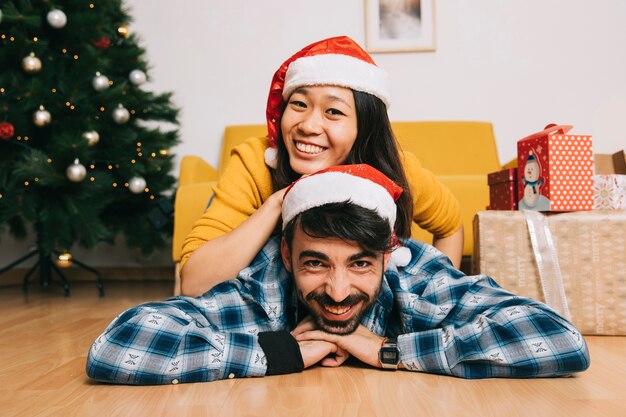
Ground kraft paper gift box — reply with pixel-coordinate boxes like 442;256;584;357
487;168;518;210
473;210;626;335
594;150;626;210
517;124;594;212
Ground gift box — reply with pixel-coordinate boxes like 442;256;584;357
594;150;626;210
472;210;626;335
517;124;594;212
488;168;518;210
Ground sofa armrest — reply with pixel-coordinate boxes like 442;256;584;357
172;181;216;262
411;175;489;258
179;155;218;187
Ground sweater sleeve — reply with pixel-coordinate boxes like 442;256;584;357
401;151;462;238
180;136;274;268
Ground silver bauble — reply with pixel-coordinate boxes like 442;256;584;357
128;69;147;86
46;9;67;29
33;105;51;127
128;176;147;194
66;159;87;182
92;72;110;91
22;52;42;73
112;104;130;124
82;130;100;146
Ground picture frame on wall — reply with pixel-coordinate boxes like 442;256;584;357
365;0;436;53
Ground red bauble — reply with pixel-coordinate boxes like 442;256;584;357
0;121;15;141
92;37;111;50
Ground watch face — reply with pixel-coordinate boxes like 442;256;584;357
381;347;399;364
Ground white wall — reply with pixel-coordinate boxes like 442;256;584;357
1;0;625;268
129;0;626;169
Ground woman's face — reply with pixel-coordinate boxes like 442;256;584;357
280;85;358;175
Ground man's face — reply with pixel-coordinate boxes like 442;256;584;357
281;226;389;335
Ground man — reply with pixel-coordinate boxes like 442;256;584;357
86;165;589;385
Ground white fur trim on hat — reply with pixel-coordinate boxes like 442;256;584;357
264;147;278;169
390;246;412;268
283;54;391;108
282;171;396;230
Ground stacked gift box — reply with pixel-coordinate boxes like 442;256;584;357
475;124;626;335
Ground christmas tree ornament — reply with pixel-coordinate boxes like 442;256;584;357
128;69;147;86
112;104;130;124
92;36;111;50
56;251;73;268
82;130;100;146
92;72;110;91
22;52;42;73
66;158;87;182
128;176;147;194
117;23;130;38
33;105;51;127
46;9;67;29
0;121;15;141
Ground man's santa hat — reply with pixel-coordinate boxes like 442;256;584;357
282;164;412;266
265;36;391;168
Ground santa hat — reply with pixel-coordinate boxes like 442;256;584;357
265;36;391;168
282;164;401;230
282;164;412;266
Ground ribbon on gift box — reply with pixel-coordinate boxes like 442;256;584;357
523;211;572;321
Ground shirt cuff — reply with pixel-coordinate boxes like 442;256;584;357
258;331;304;375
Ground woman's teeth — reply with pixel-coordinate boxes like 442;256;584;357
295;141;325;155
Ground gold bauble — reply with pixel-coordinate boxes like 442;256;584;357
117;23;130;38
56;251;73;268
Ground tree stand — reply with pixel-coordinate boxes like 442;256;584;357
0;247;104;297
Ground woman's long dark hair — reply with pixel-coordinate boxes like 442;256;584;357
271;90;414;238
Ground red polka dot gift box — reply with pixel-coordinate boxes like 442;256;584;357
517;124;594;212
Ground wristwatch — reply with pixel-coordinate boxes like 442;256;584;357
379;337;400;370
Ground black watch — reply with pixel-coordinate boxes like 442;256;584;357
379;337;400;370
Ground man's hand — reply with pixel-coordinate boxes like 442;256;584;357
292;316;351;368
293;324;385;368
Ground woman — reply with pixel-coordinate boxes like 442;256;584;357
180;36;463;296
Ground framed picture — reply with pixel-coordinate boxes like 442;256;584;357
365;0;436;53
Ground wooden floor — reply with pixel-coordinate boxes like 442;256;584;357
1;280;625;417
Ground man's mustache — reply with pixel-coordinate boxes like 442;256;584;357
306;291;369;308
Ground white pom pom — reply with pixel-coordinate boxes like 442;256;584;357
264;147;278;169
390;246;411;268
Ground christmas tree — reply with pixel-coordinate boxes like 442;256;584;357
0;1;179;291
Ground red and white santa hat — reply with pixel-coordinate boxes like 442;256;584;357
282;164;402;230
282;164;412;266
265;36;391;168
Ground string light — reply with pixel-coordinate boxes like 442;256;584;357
73;54;79;60
33;37;39;42
51;88;57;93
89;4;95;9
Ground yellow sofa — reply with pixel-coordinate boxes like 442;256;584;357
172;121;502;289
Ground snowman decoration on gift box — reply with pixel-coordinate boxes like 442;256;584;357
519;150;551;211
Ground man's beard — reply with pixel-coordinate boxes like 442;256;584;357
304;289;378;335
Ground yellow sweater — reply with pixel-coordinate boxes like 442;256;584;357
181;136;461;268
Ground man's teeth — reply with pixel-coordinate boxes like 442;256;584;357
324;305;351;315
295;142;325;154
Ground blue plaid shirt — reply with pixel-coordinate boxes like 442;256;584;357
86;237;589;385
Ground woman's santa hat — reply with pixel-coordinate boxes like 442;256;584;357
282;164;412;267
265;36;391;168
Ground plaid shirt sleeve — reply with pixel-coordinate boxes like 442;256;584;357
86;238;289;385
390;241;590;379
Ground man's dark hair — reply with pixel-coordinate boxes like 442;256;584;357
282;202;394;253
271;90;414;239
